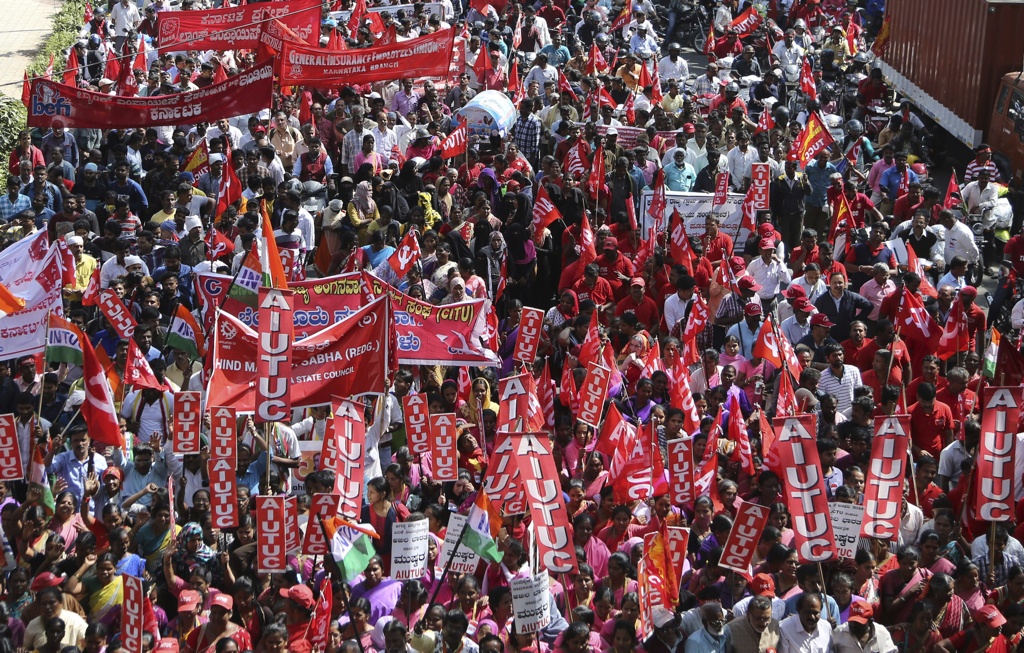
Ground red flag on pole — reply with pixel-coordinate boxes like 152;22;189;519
440;120;468;158
205;227;236;261
712;172;730;208
944;172;962;209
531;184;563;243
63;47;79;87
799;58;817;101
557;73;579;103
125;339;166;391
215;158;242;217
586;43;608;75
789;112;835;165
388;229;422;279
79;325;126;447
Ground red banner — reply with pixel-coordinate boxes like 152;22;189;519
429;413;458;482
256;288;294;423
719;502;770;574
208;406;238;529
665;526;689;585
577;363;612;428
256;495;287;573
483;430;526;515
666;439;694;508
258;18;309;62
0;415;21;481
860;415;909;540
512;308;545;364
334;398;366;521
208;296;390;412
302;493;341;555
310;578;333;652
27;63;275;129
284;496;299;554
98;289;137;339
729;6;764;37
172;391;201;455
121;576;144;653
497;374;531;432
976;387;1024;521
773;415;836;562
713;172;730;207
318;425;343;494
402;393;431;457
280;28;456;86
157;0;320;52
750;162;770;211
531;184;562;243
513;432;579;574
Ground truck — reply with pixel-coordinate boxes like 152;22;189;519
875;0;1024;181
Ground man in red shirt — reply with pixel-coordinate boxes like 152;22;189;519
959;286;986;354
891;181;922;224
596;239;636;301
701;214;734;267
616;277;661;332
908;382;954;459
572;263;615;307
789;229;821;275
906;355;949;402
854;319;912;381
1004;233;1024;279
840;180;884;228
860;349;903;407
935;366;977;441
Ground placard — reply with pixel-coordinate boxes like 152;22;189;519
173;391;202;455
0;415;22;481
438;513;480;573
511;571;552;634
392;519;430;580
829;502;863;559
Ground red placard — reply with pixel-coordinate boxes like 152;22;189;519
402;393;431;457
976;387;1024;521
577;363;612;428
256;495;287;573
208;406;238;529
497;374;530;432
665;527;689;584
860;415;910;539
512;308;545;364
749;162;770;211
482;431;526;515
318;424;343;494
256;288;294;423
121;576;144;653
713;171;730;207
719;502;771;574
173;391;202;455
0;415;21;481
97;289;137;339
513;432;579;574
302;494;341;554
773;415;836;562
157;0;320;51
334;398;365;520
666;439;694;509
280;28;456;86
429;413;458;482
284;496;300;554
28;63;275;129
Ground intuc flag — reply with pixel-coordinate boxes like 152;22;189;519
789;112;835;165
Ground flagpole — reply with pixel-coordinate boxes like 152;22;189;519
38;315;50;422
425;520;470;609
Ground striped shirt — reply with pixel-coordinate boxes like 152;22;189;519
818;364;862;414
964;158;1000;183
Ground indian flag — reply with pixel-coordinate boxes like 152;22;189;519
46;314;84;366
325;517;378;582
259;205;288;289
166;305;206;359
463;492;504;564
984;328;1001;378
228;242;262;306
0;281;24;317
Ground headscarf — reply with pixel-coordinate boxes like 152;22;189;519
466;377;494;416
418;192;442;230
354;181;376;214
172;522;216;571
558;290;579;321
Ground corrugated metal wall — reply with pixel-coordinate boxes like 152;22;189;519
883;0;1024;129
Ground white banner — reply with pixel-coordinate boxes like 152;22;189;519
0;245;64;360
438;513;481;574
639;190;753;242
829;502;863;559
511;571;552;634
392;519;430;580
330;2;450;22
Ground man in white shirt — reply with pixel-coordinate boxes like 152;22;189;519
772;30;805;67
746;238;793;311
658;44;689;84
371;112;399;163
781;297;813;345
662;275;698;333
779;594;832;653
524;53;559;90
109;0;141;50
939;208;980;266
726;132;757;191
832;601;896;653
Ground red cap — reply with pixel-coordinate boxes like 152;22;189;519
178;590;202;613
785;285;807;299
792;297;813;312
759;238;776;250
758;223;775;237
211;592;234;612
960;285;978;299
154;640;180;653
280;584;316;611
603;239;618;251
750;573;775;597
847;600;873;624
30;572;65;591
744;303;763;317
683;123;696;134
738;277;763;293
810;313;834;328
630;277;646;289
975;605;1007;629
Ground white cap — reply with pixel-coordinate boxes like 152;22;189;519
184;216;204;233
124;255;144;267
208;153;226;165
258;109;271;120
651;606;676;629
65;235;84;246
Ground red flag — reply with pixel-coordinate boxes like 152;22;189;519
213;59;228;85
936;299;968;360
577;311;603;369
694;451;723;513
81;266;101;306
22;71;30;105
565;138;589;178
906;245;938;298
789;112;835;165
727;396;756;475
125;339;165;390
895;287;940;348
84;1;94;23
586;144;605;199
182;140;210;182
776;367;798;417
388;229;422;279
648;169;667;232
738;185;758;236
347;0;368;33
216;158;242;217
611;5;630;31
755;107;775;134
586;43;608;76
944;172;962;209
298;90;313;126
557;73;579;103
44;54;54;80
668;208;695;275
624;92;636;125
440;120;468;158
702;23;717;56
508;57;523;103
559;358;577;413
474;44;493;83
679;294;710;364
712;172;730;208
871;15;892;57
729;6;764;37
751;315;786;369
64;47;79;87
650;59;664;104
829;189;854;243
310;579;333;651
103;51;121;86
596;403;634;462
205;227;235;261
668;354;701;434
531;184;563;243
538;359;556;432
327;27;343;50
79;324;125;447
637;61;654;93
799;58;817;101
576;210;598;268
118;37;146;97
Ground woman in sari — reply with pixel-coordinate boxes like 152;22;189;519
580;452;609;503
391;579;429;626
346;181;379;245
2;567;32;620
183;593;252;653
598;592;639;648
853;549;880;605
879;546;932;626
363;479;410;567
617;378;657;426
340;597;376;650
17;502;58;575
478;585;514;643
48;492;86;555
566;480;596;522
439;380;466;416
888;601;943;653
919;529;957;575
461;377;495;426
384;464;412;508
573;515;610;578
171;523;219;584
617;334;651;395
350;556;403;624
988;565;1024;612
134;501;179;573
932;509;968;566
558;564;597;615
598;553;639;606
954;560;986;612
66;553;123;629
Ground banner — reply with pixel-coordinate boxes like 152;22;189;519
576;363;612;428
719;502;770;574
97;289;136;339
258;18;309;64
172;391;202;455
513;432;579;574
512;308;545;364
666;439;694;508
749;162;770;210
860;415;910;539
429;413;458;482
511;572;552;634
121;576;144;653
977;387;1024;521
639;190;754;242
208;296;389;412
391;519;430;580
497;374;530;432
302;493;340;555
157;0;320;51
830;502;863;559
402;393;431;457
439;513;481;573
208;406;238;529
0;245;64;360
773;415;836;562
256;495;287;573
334;398;366;520
280;28;456;86
483;430;527;515
27;63;275;129
0;415;21;481
665;527;689;584
256;288;294;423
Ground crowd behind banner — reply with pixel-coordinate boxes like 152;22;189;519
3;0;1024;651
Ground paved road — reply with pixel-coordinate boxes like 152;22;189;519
0;0;61;97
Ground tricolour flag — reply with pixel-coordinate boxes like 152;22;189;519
984;328;1000;378
0;281;25;317
166;304;205;359
259;205;288;289
46;314;83;365
463;490;504;564
229;242;262;306
325;517;379;581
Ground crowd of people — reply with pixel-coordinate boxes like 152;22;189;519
2;0;1022;651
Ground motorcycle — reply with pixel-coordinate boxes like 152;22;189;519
985;262;1023;336
672;1;714;52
